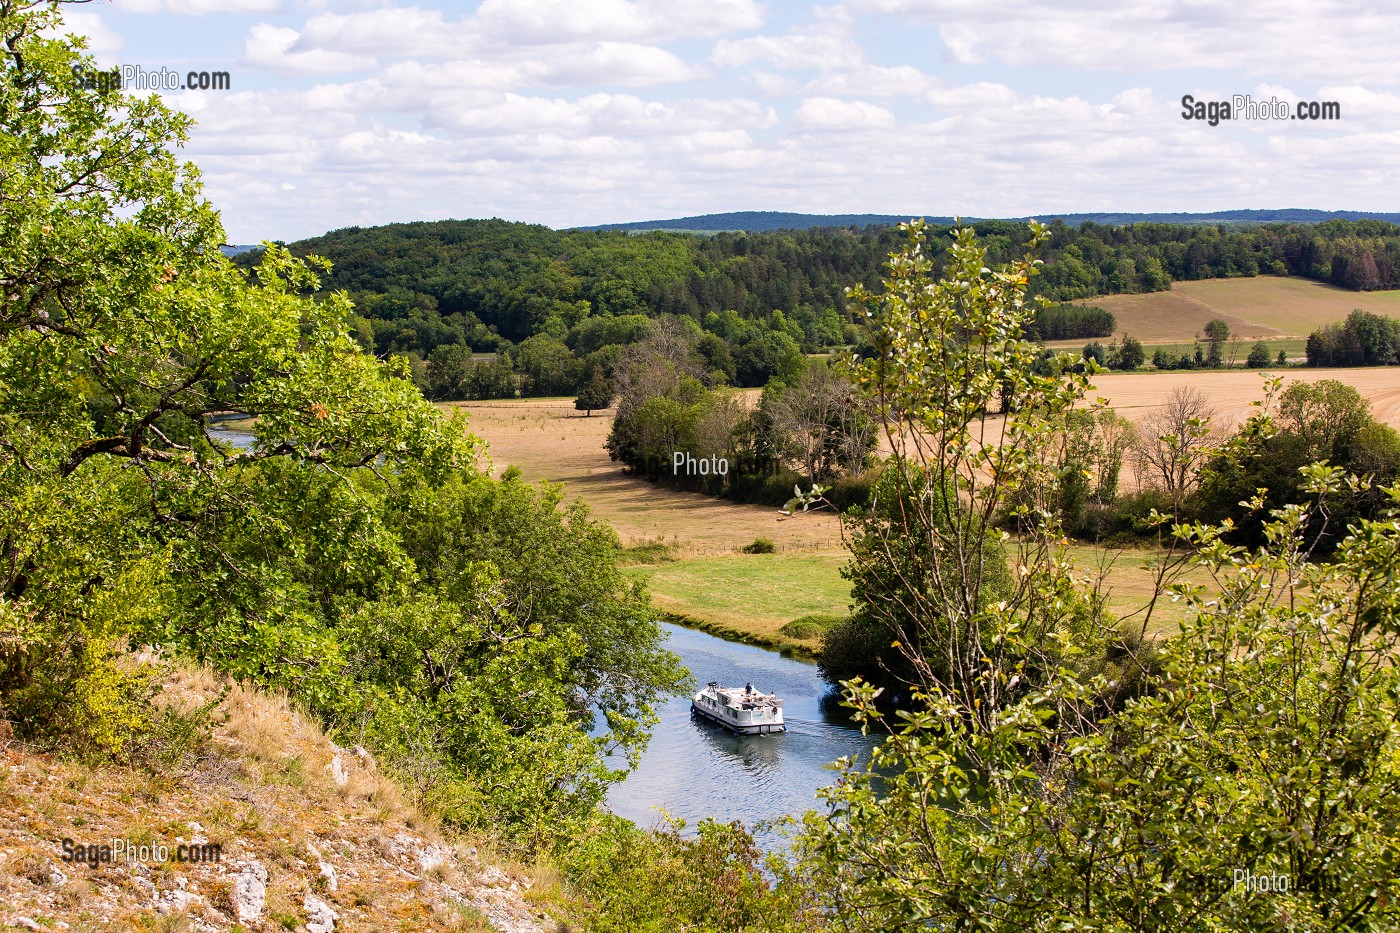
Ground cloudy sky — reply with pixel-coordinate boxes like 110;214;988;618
65;0;1400;243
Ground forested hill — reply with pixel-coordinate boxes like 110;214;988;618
584;208;1400;233
580;211;947;232
272;217;1400;365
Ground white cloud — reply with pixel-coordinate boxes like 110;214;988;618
793;97;895;130
713;32;865;71
292;8;471;58
244;24;377;74
75;0;1397;240
112;0;282;12
53;11;124;62
850;0;1400;85
473;0;765;44
542;42;699;87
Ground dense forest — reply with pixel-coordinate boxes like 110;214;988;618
248;217;1400;401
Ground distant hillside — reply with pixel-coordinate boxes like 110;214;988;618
266;216;1400;373
578;211;952;232
584;209;1400;233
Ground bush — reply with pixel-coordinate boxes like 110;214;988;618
619;540;679;565
780;614;846;640
741;538;776;554
549;814;819;933
824;465;882;511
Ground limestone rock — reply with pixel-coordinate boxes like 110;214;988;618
231;860;268;923
305;893;338;933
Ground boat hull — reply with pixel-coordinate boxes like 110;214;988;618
690;701;787;735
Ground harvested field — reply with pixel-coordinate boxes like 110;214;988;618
1084;367;1400;435
1067;276;1400;345
450;398;841;555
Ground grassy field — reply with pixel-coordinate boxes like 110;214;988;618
1066;276;1400;344
630;552;853;655
1084;368;1400;434
631;543;1206;654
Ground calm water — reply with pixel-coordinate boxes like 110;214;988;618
206;422;255;450
603;623;881;842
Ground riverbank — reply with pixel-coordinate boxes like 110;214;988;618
628;551;851;657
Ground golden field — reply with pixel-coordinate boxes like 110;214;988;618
1047;276;1400;346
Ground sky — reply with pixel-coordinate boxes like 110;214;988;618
62;0;1400;243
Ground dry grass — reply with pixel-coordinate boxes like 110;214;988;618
1073;276;1400;345
0;658;548;932
1084;368;1400;436
453;371;1399;647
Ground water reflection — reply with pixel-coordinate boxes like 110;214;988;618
605;623;881;846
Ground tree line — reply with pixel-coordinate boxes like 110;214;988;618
236;216;1400;403
1306;308;1400;366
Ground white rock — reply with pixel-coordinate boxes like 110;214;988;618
329;755;349;787
232;860;268;923
162;889;204;913
319;860;338;892
352;745;375;769
417;845;448;873
305;893;338;933
48;863;69;886
13;918;41;931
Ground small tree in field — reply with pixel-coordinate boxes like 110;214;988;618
1247;340;1271;368
1205;317;1231;366
574;367;613;416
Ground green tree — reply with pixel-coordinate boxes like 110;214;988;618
0;1;464;749
1204;317;1231;366
1107;333;1145;370
826;220;1103;714
575;367;613;416
1246;340;1271;368
801;226;1400;933
516;333;577;396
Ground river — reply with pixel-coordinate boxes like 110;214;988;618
603;622;880;846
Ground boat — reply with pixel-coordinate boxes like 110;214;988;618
690;681;786;734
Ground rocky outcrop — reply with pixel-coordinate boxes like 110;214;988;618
0;663;552;932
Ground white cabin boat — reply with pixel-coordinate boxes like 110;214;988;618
691;682;786;735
